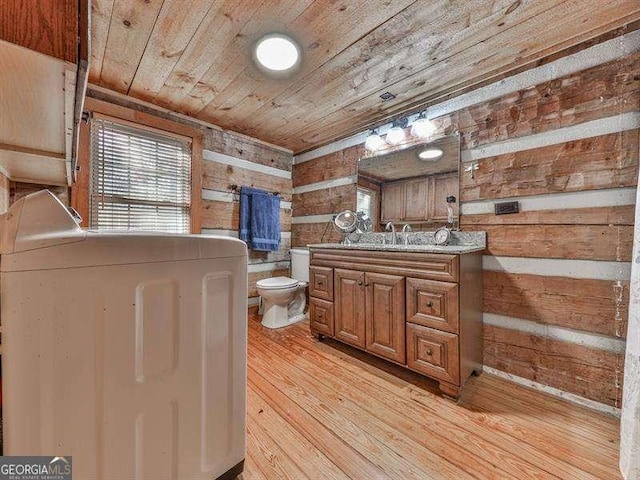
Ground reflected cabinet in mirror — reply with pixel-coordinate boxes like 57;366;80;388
356;134;460;230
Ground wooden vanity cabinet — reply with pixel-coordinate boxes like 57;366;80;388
309;248;482;399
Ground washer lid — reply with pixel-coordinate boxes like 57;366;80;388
0;190;247;272
256;276;298;289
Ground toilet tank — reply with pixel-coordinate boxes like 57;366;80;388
290;248;310;282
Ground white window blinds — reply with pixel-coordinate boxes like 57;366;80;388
89;117;191;233
357;187;375;219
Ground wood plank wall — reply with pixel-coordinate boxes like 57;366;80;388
81;88;294;304
290;33;640;413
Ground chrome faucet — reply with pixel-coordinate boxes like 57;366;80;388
402;224;412;245
385;222;396;245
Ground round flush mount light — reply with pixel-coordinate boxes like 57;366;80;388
418;148;444;160
254;34;301;72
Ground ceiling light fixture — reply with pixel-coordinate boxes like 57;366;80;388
254;33;301;72
385;117;408;145
364;129;384;152
418;148;444;160
410;111;435;138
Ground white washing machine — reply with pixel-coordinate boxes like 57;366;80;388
1;190;247;480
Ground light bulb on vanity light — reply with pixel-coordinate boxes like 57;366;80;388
385;126;405;145
385;117;408;145
364;129;384;151
411;112;435;138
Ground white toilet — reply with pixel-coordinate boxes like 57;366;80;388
257;248;310;329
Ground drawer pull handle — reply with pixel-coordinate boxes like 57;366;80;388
426;348;433;356
426;301;434;307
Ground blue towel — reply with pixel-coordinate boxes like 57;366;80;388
239;186;281;251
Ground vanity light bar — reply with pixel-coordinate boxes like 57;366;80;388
364;111;436;152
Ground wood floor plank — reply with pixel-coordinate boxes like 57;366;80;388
248;324;566;480
247;366;392;480
249;355;451;480
277;320;621;479
247;386;350;480
246;420;308;480
286;319;619;442
249;321;615;480
243;317;622;480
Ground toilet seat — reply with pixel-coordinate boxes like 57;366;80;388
256;276;299;290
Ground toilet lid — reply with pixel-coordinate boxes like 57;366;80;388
256;276;299;289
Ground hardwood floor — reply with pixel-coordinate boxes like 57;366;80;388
242;316;621;480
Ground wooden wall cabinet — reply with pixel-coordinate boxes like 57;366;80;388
380;172;458;223
309;248;482;399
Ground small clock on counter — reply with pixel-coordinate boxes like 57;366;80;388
433;227;451;245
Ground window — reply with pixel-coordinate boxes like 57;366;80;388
89;116;192;233
357;187;376;219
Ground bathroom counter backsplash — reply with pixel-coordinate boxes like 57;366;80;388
307;230;486;254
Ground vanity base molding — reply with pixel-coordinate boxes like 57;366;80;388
309;248;483;399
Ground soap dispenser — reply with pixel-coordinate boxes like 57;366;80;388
446;195;457;230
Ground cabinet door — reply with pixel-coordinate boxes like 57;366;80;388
365;272;405;364
309;297;334;336
309;266;333;301
334;269;366;349
403;178;429;221
381;182;405;222
429;173;459;221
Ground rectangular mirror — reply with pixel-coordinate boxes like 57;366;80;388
356;134;460;231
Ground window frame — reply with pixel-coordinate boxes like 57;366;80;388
356;185;377;225
72;97;202;234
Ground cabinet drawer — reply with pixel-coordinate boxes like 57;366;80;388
406;278;459;333
309;297;334;336
309;266;333;301
406;323;459;385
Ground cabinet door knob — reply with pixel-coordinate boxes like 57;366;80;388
357;280;363;286
426;348;433;356
364;283;370;287
426;301;434;308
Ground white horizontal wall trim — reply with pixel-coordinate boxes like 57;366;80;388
292;214;334;224
293;175;357;194
247;261;291;273
484;367;620;417
484;313;626;354
461;112;640;163
483;256;632;281
203;149;292;179
201;188;292;209
293;31;640;164
201;228;291;239
462;187;637;215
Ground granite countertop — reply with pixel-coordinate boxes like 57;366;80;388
307;230;486;254
306;242;486;254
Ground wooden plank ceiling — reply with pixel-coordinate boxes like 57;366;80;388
90;0;640;153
